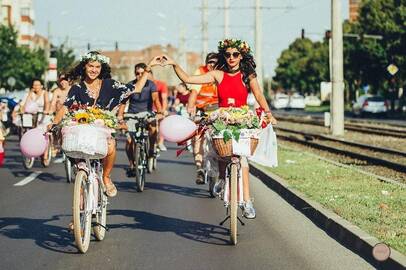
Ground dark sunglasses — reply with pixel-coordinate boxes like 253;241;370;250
207;60;217;65
224;52;240;59
135;71;144;76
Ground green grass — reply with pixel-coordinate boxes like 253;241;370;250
260;147;406;255
304;105;330;113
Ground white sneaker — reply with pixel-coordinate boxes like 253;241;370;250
159;143;167;151
243;201;256;219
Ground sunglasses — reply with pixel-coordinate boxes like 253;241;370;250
224;52;240;59
207;60;217;65
135;71;144;76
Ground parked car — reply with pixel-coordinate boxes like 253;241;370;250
289;93;306;109
272;93;289;109
304;95;322;107
352;95;388;116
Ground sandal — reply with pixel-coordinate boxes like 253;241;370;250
104;180;117;197
195;169;205;185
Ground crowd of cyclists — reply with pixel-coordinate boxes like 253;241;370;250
0;38;277;221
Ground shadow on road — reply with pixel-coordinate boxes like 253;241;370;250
158;159;194;166
145;182;211;199
0;215;78;254
108;209;230;245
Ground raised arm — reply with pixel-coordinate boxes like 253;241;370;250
131;56;163;94
162;55;218;85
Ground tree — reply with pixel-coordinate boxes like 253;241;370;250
52;43;76;74
0;25;47;90
273;38;328;95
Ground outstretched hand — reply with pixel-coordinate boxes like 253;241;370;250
158;54;176;66
148;56;164;67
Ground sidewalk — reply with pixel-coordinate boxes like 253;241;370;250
250;149;406;270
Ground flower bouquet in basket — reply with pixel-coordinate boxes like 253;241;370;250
205;106;265;157
60;105;118;159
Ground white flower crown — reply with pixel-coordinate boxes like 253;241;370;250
79;53;110;64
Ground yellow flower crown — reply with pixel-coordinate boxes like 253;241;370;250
218;39;251;54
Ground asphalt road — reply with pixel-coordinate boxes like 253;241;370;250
0;135;374;270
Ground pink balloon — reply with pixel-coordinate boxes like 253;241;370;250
24;101;39;114
160;115;197;143
20;128;48;158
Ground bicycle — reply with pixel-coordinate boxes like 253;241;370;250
210;135;259;245
19;112;53;169
61;124;110;253
124;112;158;192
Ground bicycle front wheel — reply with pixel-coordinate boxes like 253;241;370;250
73;170;92;253
93;177;107;241
229;163;238;245
134;143;146;192
41;142;52;167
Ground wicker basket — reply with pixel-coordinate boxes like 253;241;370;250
212;137;258;157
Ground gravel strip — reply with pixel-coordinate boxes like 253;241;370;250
277;121;406;152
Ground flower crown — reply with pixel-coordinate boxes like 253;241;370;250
218;38;251;54
79;53;110;64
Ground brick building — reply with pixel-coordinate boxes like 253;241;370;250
101;44;201;86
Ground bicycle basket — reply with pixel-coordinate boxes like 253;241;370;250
212;137;258;157
61;124;111;159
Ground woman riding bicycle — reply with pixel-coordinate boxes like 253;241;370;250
52;51;162;197
161;39;277;219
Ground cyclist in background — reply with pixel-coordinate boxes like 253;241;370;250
118;63;164;177
187;52;219;185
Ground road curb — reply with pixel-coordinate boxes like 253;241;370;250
249;163;406;270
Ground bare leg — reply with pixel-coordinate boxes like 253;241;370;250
103;138;116;185
125;136;134;168
242;167;250;201
193;136;203;170
148;121;158;156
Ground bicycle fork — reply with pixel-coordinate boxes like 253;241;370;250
219;157;245;227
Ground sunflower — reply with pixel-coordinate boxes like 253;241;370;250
74;112;91;124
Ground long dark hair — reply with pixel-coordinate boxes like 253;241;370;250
216;49;257;89
67;51;112;82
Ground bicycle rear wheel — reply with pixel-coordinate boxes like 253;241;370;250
23;156;34;169
73;170;92;253
93;176;107;241
229;163;238;245
134;143;146;192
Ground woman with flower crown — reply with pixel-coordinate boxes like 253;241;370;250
162;39;277;219
52;51;162;197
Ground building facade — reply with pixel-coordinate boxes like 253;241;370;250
349;0;361;23
0;0;35;47
101;44;201;86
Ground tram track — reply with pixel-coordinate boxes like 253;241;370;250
275;127;406;176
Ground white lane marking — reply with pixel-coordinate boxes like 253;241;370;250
53;158;65;164
14;171;42;186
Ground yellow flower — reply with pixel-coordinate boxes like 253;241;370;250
74;112;90;124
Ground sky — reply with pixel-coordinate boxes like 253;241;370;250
33;0;349;78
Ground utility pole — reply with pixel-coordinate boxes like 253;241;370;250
331;0;344;136
224;0;230;38
255;0;263;92
201;0;209;61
